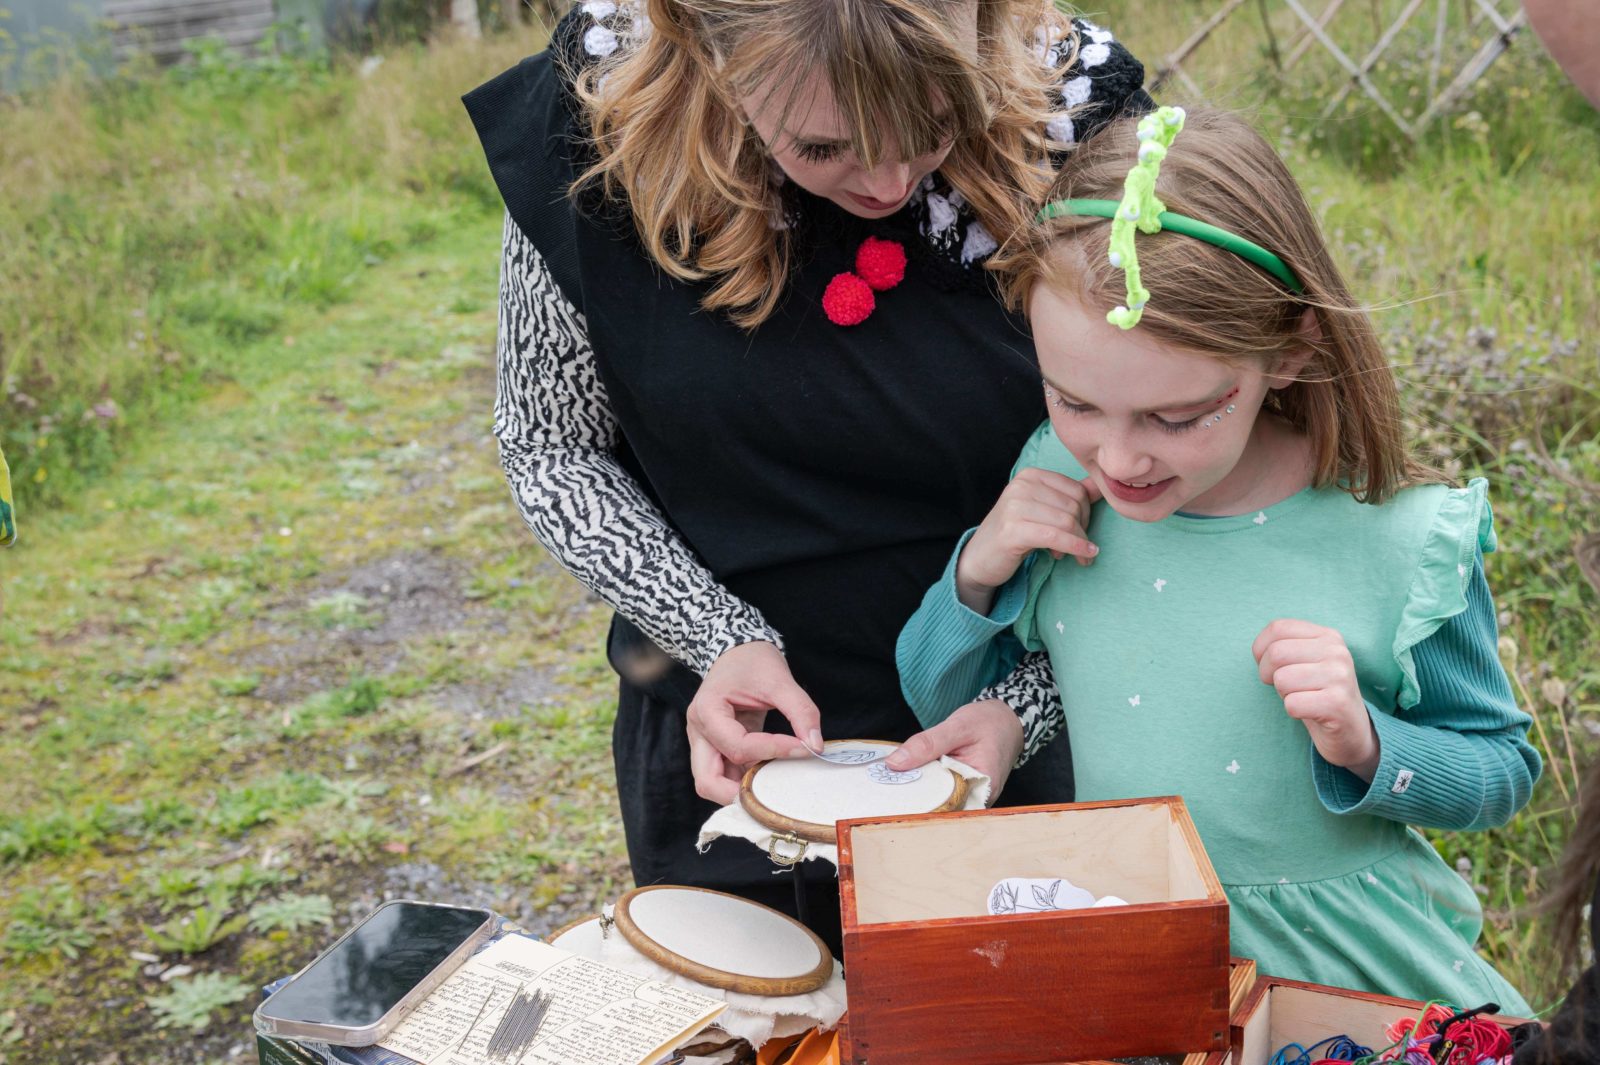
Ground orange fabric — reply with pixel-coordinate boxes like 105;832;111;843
755;1028;842;1065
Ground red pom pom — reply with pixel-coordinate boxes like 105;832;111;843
823;272;875;326
855;237;907;291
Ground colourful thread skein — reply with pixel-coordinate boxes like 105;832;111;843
1266;1001;1517;1065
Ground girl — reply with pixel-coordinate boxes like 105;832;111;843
1515;752;1600;1062
463;0;1151;951
890;106;1542;1009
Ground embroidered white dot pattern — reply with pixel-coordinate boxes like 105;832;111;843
1225;760;1240;774
1055;620;1065;635
1128;694;1141;707
1152;578;1167;592
1252;511;1268;526
1366;872;1379;885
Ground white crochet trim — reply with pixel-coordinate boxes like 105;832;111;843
925;192;959;235
583;24;619;57
1060;74;1094;108
1045;115;1076;145
1078;42;1111;68
1078;19;1116;45
961;221;998;264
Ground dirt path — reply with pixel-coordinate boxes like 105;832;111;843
0;218;631;1061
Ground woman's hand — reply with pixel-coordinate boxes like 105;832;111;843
1252;619;1380;780
956;468;1101;614
686;641;822;805
883;699;1025;800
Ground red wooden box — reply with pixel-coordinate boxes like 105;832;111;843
1212;975;1534;1065
837;797;1231;1065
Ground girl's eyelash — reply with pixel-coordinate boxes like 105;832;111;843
1047;387;1203;434
1153;414;1201;434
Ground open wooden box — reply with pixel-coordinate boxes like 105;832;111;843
1215;975;1534;1065
837;798;1231;1065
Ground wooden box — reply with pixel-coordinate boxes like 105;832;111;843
1217;975;1534;1065
837;797;1231;1065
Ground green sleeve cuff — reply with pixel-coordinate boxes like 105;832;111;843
1311;702;1491;826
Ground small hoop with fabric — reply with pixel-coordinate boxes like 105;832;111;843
611;885;834;997
737;739;970;845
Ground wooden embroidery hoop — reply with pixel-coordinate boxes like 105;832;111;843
737;738;970;846
612;885;833;997
545;913;604;949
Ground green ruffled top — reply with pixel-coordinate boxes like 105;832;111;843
952;423;1533;1008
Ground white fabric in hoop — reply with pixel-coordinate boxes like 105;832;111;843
553;907;847;1048
697;755;991;867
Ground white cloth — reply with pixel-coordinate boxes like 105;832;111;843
584;915;848;1048
696;757;991;867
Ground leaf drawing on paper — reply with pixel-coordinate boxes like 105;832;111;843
989;883;1018;914
1032;880;1062;910
823;749;883;765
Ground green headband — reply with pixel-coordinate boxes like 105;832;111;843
1036;106;1304;330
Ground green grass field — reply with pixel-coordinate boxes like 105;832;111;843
0;2;1596;1058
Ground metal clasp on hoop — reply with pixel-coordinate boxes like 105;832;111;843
767;831;808;866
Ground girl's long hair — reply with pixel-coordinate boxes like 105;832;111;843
570;0;1073;330
993;107;1441;504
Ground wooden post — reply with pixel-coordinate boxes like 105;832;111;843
451;0;482;38
1150;0;1249;94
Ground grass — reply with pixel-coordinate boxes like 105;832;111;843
0;0;1596;1056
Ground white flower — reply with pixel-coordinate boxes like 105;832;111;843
1078;43;1111;68
1059;75;1094;109
1152;578;1166;592
584;25;619;57
1055;620;1064;634
925;193;958;234
1128;695;1141;707
1077;19;1115;45
961;222;998;264
1225;760;1240;774
1253;511;1268;525
1045;115;1076;145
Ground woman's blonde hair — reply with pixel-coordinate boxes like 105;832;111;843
570;0;1073;329
993;107;1441;505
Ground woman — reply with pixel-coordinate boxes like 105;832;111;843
463;0;1150;950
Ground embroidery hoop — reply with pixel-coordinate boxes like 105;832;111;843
737;738;970;845
546;913;606;952
612;886;834;996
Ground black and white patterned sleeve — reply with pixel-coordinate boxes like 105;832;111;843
493;213;783;676
979;652;1065;766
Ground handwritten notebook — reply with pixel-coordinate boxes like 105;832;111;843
379;934;724;1065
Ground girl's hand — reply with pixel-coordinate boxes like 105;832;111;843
955;468;1102;614
883;699;1024;800
1252;619;1381;780
685;641;821;805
